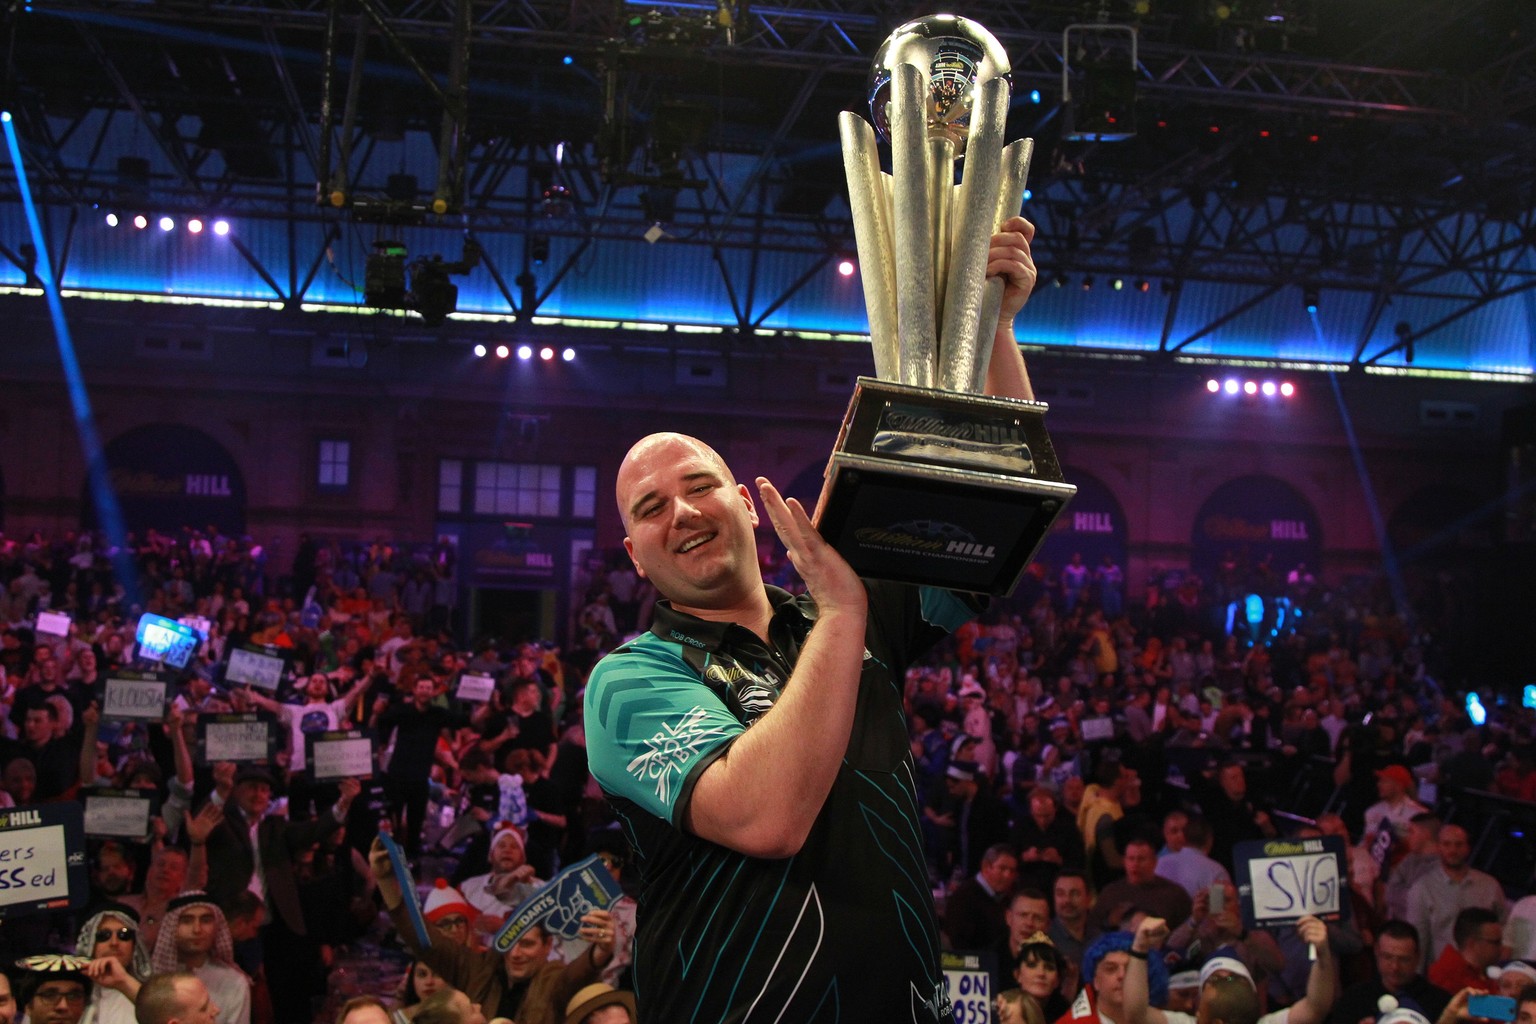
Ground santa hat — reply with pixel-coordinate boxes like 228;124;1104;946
1377;996;1432;1024
422;879;475;924
490;822;525;855
1489;960;1536;985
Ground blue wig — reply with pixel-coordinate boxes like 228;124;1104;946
1082;931;1170;1008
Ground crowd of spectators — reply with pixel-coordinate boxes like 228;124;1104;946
0;525;1532;1024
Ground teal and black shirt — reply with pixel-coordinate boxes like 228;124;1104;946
585;582;975;1024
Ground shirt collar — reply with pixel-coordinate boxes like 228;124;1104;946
648;586;812;652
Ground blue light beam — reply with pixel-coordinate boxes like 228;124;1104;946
1312;308;1409;622
3;111;139;606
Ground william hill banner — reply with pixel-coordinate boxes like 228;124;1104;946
1191;474;1322;583
85;423;247;536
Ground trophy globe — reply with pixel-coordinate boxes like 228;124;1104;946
866;14;1012;154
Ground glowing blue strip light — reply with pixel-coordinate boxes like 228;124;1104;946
3;111;138;603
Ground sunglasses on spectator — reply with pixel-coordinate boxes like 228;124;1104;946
434;916;468;929
96;927;137;943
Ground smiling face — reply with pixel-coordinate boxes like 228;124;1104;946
617;434;762;616
504;927;554;980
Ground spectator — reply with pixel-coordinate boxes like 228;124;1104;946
1198;762;1276;869
1425;907;1502;995
1154;815;1231;900
14;962;90;1024
334;996;393;1024
75;903;150;1024
370;838;613;1024
990;889;1053;996
1363;766;1429;844
1383;813;1443;923
1049;870;1099;972
1011;784;1085;893
460;825;543;937
147;895;250;1024
1327;919;1450;1024
1011;935;1070;1022
946;843;1020;951
1089;838;1193;933
561;983;636;1024
407;990;484;1024
1406;824;1507;971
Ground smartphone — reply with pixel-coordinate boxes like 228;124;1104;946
1468;995;1517;1022
1209;884;1225;914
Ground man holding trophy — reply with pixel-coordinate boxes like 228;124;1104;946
585;16;1072;1023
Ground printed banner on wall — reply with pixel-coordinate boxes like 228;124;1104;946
83;423;247;536
1190;474;1322;589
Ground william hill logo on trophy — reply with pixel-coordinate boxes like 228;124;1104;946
813;15;1075;595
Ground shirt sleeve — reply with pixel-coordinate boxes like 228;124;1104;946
584;640;743;829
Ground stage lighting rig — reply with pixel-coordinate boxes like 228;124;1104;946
364;239;483;326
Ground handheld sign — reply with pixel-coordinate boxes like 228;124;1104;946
198;713;277;764
379;831;432;948
1234;835;1349;930
135;613;203;668
35;610;71;637
0;803;89;918
455;673;496;703
83;788;160;839
102;673;171;722
225;646;286;692
1080;717;1115;742
307;730;375;781
493;855;625;953
941;951;995;1024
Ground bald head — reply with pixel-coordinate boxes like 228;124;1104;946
614;431;763;615
616;433;734;529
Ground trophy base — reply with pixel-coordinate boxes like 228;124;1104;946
814;378;1076;597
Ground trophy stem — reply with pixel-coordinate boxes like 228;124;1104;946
937;75;1009;393
969;137;1035;393
930;136;955;327
891;61;938;388
839;112;900;380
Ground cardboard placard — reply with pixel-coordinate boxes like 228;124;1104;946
307;730;375;781
493;855;625;952
1234;835;1348;929
1080;717;1115;742
455;673;496;703
941;952;995;1024
35;610;71;637
225;647;285;691
198;713;277;764
102;673;171;722
0;803;89;917
380;831;432;948
83;788;160;839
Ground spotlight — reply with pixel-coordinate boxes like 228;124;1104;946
1021;189;1032;202
105;213;120;228
159;216;175;232
1223;379;1239;395
1030;89;1042;104
1053;273;1068;289
561;347;576;362
1135;279;1150;293
539;346;555;361
1081;275;1094;291
133;214;148;229
1206;379;1220;393
517;344;533;361
495;344;510;359
473;344;487;358
1303;285;1319;313
562;55;574;65
187;218;204;234
1112;278;1124;291
1261;381;1277;396
837;258;856;277
1280;382;1295;397
1243;380;1258;395
213;220;230;236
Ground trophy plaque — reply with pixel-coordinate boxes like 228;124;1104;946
813;15;1075;596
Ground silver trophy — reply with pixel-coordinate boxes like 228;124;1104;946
815;15;1075;596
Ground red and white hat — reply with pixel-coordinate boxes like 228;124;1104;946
422;879;475;924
